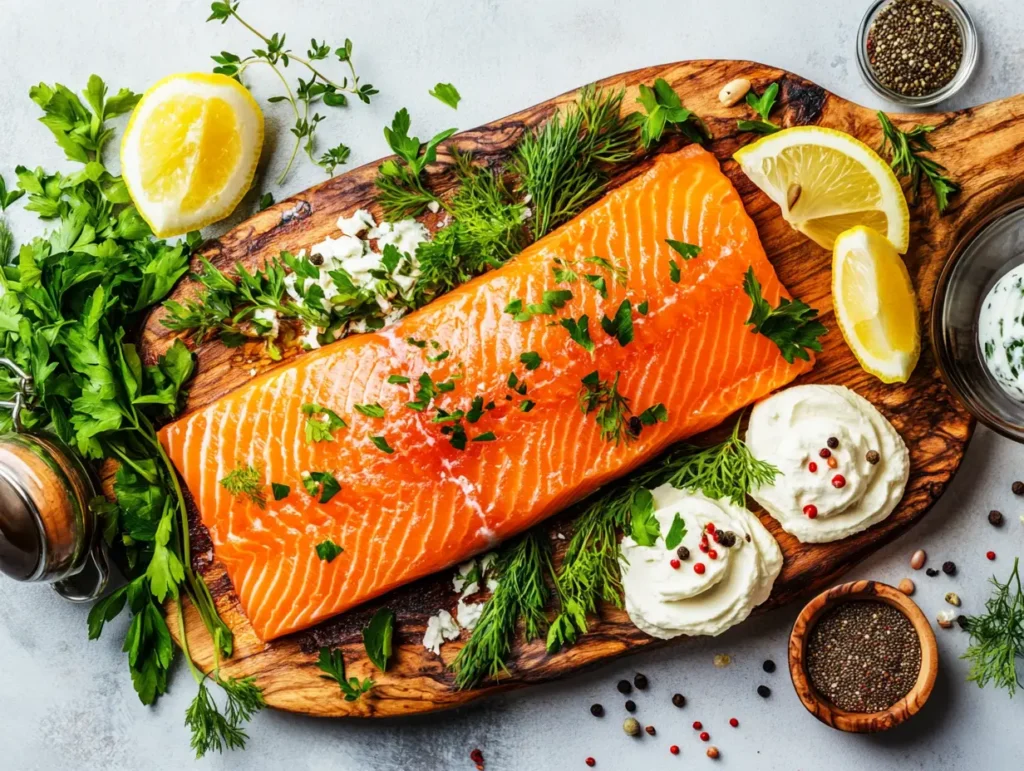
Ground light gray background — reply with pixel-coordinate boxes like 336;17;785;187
1;0;1022;769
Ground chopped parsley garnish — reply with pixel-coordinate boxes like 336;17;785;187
504;289;573;322
664;513;686;550
219;464;266;509
473;432;497;442
520;351;542;370
315;539;344;563
552;256;626;299
407;372;437;411
448;423;468;450
629;489;659;546
369;435;395;454
638;403;669;425
427;349;450;363
737;82;781;135
507;372;528;395
301;403;347;443
636;78;709;149
743;266;826;363
601;300;634;346
519;400;536;412
354;403;386;419
387;374;411;384
668;259;681;283
303;471;342;503
637;300;649;315
561;314;595;353
429;82;461;110
271;483;291;501
578;371;632;444
666;240;701;260
317;647;374;701
466;396;485;423
362;608;396;672
406;337;427;348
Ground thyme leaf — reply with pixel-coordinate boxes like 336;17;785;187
877;111;960;214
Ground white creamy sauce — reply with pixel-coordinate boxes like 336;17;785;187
745;385;908;543
620;487;782;639
422;610;460;655
978;263;1024;401
424;553;499;652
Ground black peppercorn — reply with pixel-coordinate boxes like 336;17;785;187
676;545;690;560
956;614;969;630
757;685;771;698
827;436;839;449
628;416;643;437
926;567;939;577
866;450;880;465
988;510;1005;527
310;254;324;266
633;673;648;690
942;561;957;576
718;531;737;548
617;679;632;695
672;693;686;708
625;700;636;713
1013;481;1024;495
762;659;776;673
590;703;604;717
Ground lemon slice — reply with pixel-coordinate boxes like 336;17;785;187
121;73;263;237
734;126;909;254
832;225;920;383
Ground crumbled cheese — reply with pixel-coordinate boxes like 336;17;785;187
423;610;460;654
426;200;441;214
252;307;280;338
456;597;484;632
368;219;429;258
480;552;498;573
248;368;257;377
453;560;479;595
336;208;376;237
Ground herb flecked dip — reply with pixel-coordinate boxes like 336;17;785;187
806;600;921;713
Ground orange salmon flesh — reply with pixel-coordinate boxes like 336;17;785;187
159;146;812;640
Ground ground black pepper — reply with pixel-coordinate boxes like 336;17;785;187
866;0;963;97
806;600;921;713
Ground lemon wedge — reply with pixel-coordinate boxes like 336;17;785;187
734;126;909;254
832;225;920;383
121;73;263;237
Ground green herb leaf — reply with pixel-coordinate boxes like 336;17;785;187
738;82;781;134
636;78;710;149
369;435;395;454
429;82;461;109
362;608;396;672
628;488;659;546
301;403;347;442
354;402;386;419
600;300;634;346
219;464;266;509
302;471;342;503
519;351;542;370
315;539;344;563
519;400;535;413
668;259;681;283
743;266;826;363
317;647;374;701
271;482;290;501
388;374;410;384
473;432;497;442
664;513;686;550
961;558;1024;695
560;315;595;353
877;111;960;214
666;240;701;260
578;371;632;444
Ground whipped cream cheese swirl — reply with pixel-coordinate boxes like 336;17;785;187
620;487;782;639
745;385;909;543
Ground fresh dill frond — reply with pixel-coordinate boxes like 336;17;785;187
513;85;641;239
448;149;530;266
185;677;265;759
218;464;266;509
962;557;1024;695
877;111;960;214
452;531;552;689
0;219;13;264
578;370;632;444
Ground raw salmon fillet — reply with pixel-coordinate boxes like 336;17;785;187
160;146;812;640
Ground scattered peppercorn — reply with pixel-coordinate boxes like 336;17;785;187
470;748;485;768
713;653;731;668
866;0;963;97
956;614;969;630
625;700;636;713
670;745;680;755
645;725;656;736
803;504;818;519
623;717;641;737
310;254;324;266
832;474;847;489
942;560;957;575
590;703;604;717
634;673;649;690
672;693;686;708
762;659;776;673
866;450;880;465
729;717;739;728
926;567;940;577
707;746;720;760
910;549;927;569
718;530;737;548
757;685;771;698
827;436;839;449
676;545;690;560
988;510;1004;527
945;592;961;606
808;461;818;473
1013;480;1024;495
987;551;996;561
819;447;832;458
692;721;703;730
699;731;710;741
694;563;706;575
827;456;838;469
617;679;632;695
585;758;596;768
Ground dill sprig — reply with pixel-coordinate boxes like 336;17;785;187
185;676;265;758
513;85;641;238
877;111;960;214
578;370;633;444
219;464;266;508
452;531;552;689
962;557;1024;696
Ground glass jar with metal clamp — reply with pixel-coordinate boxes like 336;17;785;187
0;357;109;600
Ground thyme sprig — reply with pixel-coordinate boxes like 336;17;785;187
206;1;377;183
962;557;1024;695
877;111;960;214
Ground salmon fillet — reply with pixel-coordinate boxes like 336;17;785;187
160;146;812;641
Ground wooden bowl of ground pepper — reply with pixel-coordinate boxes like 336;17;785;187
788;580;938;732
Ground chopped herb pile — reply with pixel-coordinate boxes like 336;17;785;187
742;266;826;363
636;78;709;149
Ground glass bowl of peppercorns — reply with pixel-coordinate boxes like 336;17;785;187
856;0;978;107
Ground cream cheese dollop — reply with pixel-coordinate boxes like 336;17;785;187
620;487;782;639
745;385;908;543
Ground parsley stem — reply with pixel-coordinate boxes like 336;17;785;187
176;595;206;686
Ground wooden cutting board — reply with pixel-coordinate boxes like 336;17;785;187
137;59;1019;717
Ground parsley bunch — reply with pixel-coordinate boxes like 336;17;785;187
1;75;260;756
742;266;826;363
207;1;377;182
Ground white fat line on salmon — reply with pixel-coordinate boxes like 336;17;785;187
440;459;492;540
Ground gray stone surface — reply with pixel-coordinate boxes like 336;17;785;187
1;0;1022;768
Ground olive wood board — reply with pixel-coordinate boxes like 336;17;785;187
132;59;1021;718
